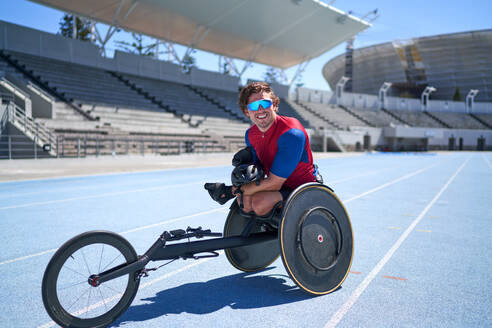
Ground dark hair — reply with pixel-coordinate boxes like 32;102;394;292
238;82;280;115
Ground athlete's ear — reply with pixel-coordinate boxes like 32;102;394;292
242;109;250;118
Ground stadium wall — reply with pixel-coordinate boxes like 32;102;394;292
293;87;492;114
0;20;240;92
383;126;492;150
323;29;492;103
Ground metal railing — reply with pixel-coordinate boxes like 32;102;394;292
2;101;58;156
0;134;54;159
55;136;226;158
0;133;230;159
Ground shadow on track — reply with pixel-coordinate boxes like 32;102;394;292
112;267;322;326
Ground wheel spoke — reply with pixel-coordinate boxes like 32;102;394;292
62;265;90;279
98;287;109;313
85;287;92;318
101;253;123;272
101;282;124;294
58;280;87;290
80;248;92;276
98;244;105;273
66;287;91;312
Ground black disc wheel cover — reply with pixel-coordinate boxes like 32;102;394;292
279;183;353;295
223;202;279;272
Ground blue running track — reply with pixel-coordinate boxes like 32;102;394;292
0;152;491;327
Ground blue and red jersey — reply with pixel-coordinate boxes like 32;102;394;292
245;115;317;190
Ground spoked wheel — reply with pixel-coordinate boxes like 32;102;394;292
42;231;140;328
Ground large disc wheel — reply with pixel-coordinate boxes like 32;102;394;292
279;183;353;295
224;202;279;272
42;231;140;328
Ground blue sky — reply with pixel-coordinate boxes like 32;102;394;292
0;0;490;91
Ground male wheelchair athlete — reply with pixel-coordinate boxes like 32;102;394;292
42;168;353;328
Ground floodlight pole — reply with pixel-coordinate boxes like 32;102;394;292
421;86;436;111
378;82;392;110
465;89;479;113
335;76;350;106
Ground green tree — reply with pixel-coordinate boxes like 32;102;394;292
222;62;231;75
58;14;92;41
181;52;196;74
115;33;158;57
453;87;462;101
263;67;281;84
399;91;412;98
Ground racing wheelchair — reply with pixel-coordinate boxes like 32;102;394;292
42;165;353;328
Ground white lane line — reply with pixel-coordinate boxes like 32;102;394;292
482;154;492;170
343;163;438;204
0;207;227;266
0;249;59;266
0;182;201;210
326;168;389;185
38;254;221;328
0;164;438;266
324;157;469;328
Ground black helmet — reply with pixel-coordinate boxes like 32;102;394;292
231;164;263;187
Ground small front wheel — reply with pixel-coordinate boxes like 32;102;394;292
42;231;140;328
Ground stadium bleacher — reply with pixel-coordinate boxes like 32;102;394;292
425;111;489;129
388;110;444;128
1;31;491;158
6;51;158;111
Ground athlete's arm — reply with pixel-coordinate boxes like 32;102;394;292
238;172;286;196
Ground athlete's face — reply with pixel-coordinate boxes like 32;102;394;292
245;91;277;132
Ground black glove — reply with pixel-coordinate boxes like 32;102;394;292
232;147;254;167
204;183;234;205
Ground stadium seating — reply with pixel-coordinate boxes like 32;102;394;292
285;100;343;130
120;73;236;120
425;111;489;129
346;106;401;127
472;113;492;128
301;102;370;129
6;51;158;111
192;86;245;119
385;110;444;128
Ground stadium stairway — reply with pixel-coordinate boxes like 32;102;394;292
0;50;95;121
109;72;203;128
380;108;412;126
338;105;376;127
184;85;249;123
423;111;452;128
301;102;369;130
288;100;342;130
278;99;311;128
469;113;492;129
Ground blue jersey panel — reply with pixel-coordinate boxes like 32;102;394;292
270;128;306;178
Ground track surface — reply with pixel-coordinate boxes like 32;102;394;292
1;152;491;327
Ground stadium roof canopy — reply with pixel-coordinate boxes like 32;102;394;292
29;0;370;69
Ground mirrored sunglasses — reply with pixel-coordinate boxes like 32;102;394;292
247;99;273;111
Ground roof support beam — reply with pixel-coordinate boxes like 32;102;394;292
181;25;210;63
93;0;139;56
288;57;311;87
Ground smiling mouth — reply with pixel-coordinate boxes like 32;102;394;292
256;113;267;119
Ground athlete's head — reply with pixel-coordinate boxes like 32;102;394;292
238;82;280;132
